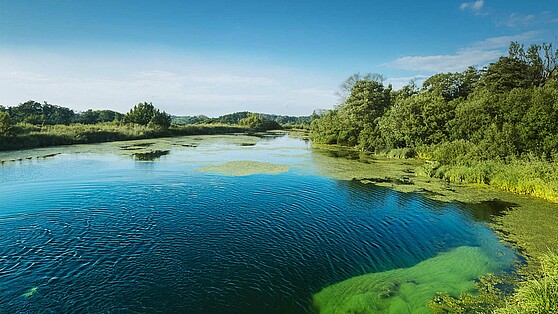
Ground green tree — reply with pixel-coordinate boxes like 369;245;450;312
0;112;11;135
124;102;171;129
238;113;281;130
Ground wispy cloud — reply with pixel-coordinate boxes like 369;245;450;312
498;13;536;28
460;0;484;11
471;30;543;49
385;31;543;73
496;11;558;28
386;49;501;73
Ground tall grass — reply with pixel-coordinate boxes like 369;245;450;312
415;142;558;202
495;252;558;314
0;122;247;151
419;160;558;203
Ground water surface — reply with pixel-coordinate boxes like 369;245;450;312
0;134;517;313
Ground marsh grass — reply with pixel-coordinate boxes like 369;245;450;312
431;252;558;314
416;159;558;203
0;123;247;151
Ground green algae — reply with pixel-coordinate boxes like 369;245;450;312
311;143;558;312
197;161;289;176
313;246;510;314
22;287;38;298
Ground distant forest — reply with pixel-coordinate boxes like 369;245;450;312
172;111;310;127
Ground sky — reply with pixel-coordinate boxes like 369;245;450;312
0;0;557;116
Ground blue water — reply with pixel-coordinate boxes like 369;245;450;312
0;134;516;313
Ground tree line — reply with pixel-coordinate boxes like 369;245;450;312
311;42;558;164
0;101;172;135
172;111;310;128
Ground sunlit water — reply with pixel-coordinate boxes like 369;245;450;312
0;134;517;313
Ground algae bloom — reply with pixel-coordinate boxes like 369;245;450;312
313;246;510;314
197;161;289;176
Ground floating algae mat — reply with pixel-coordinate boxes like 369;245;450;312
197;160;289;176
314;246;512;314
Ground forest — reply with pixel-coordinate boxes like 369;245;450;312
311;42;558;202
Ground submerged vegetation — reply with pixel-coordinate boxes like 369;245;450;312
314;246;513;314
310;42;558;202
429;252;558;314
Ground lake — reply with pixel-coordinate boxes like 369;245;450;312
0;133;518;313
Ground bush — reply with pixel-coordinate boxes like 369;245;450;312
0;112;12;135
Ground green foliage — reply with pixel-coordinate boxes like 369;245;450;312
7;100;75;125
124;102;171;129
205;111;310;126
311;76;392;150
171;115;210;125
238;113;282;130
75;109;124;124
311;42;558;202
498;252;558;313
0;111;12;135
429;252;558;314
0;122;246;151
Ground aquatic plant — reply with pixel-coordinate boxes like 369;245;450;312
314;246;510;314
197;161;289;176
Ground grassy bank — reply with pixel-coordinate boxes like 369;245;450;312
416;159;558;203
0;122;247;151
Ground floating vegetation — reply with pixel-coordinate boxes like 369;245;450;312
313;246;511;314
120;142;154;150
132;150;170;161
355;176;414;186
197;161;289;176
22;287;38;298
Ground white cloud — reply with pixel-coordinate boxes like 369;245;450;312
387;49;501;73
0;49;338;116
471;30;543;49
385;31;544;73
460;0;484;11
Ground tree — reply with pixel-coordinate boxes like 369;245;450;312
336;72;386;105
0;112;11;135
238;113;281;130
124;102;171;129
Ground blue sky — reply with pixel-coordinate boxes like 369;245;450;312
0;0;556;116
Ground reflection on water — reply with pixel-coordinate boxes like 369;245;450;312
0;134;518;313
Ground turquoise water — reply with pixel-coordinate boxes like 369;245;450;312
0;134;517;313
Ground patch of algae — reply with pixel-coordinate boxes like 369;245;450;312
311;144;558;265
310;144;511;205
22;287;38;298
313;246;505;314
197;161;289;176
0;134;264;163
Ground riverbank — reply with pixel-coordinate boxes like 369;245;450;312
310;143;558;312
0;122;248;151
